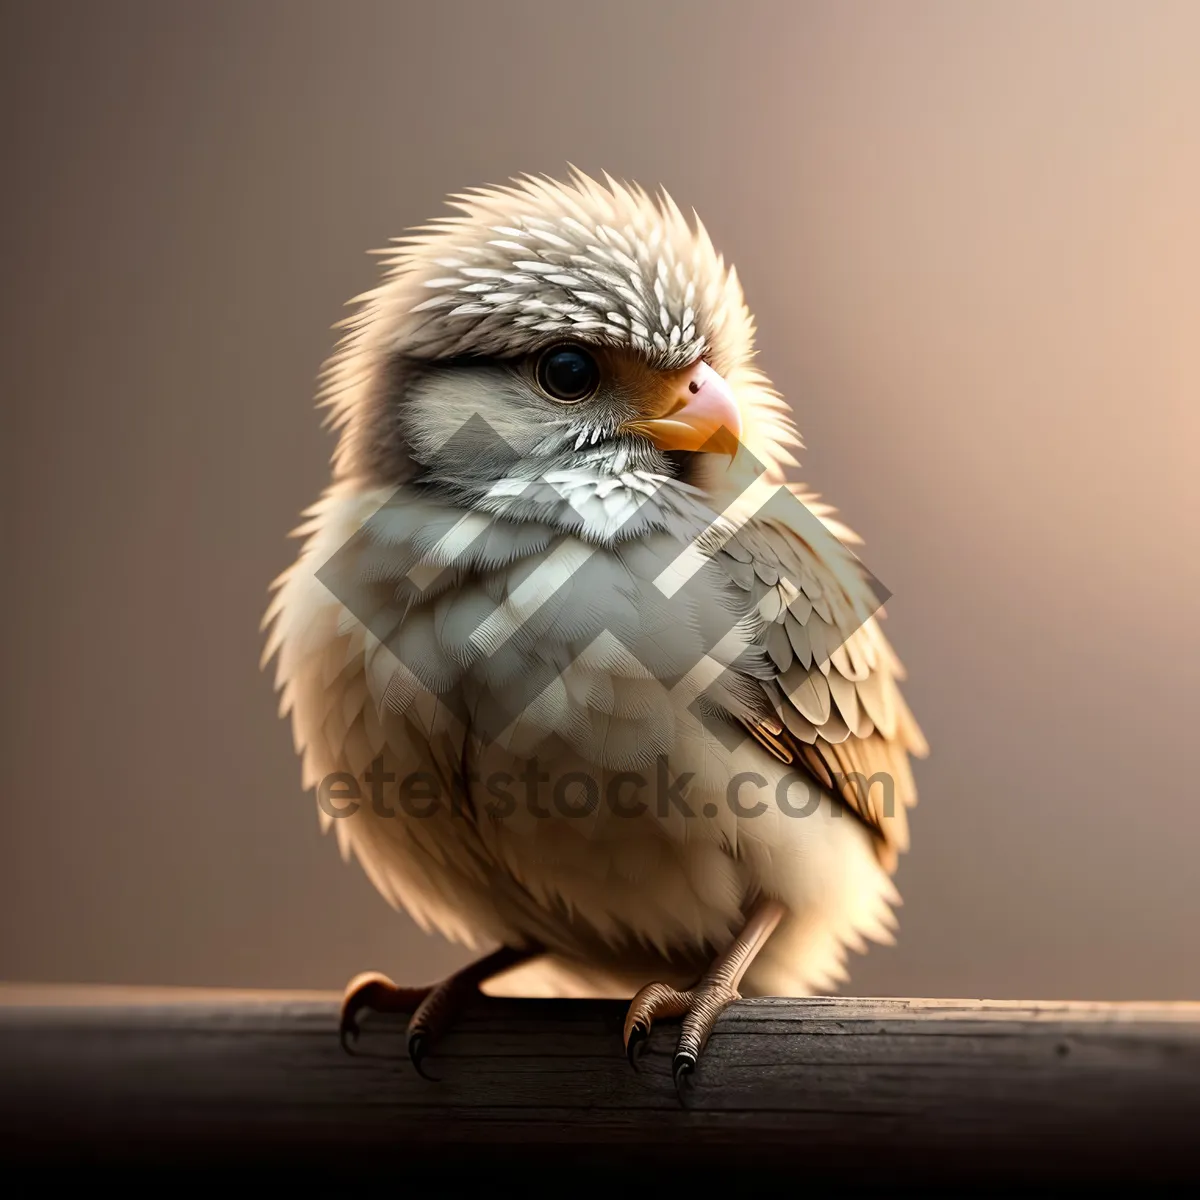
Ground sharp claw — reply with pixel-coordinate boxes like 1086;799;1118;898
408;1031;440;1082
408;1030;427;1068
338;971;404;1054
673;1049;697;1094
625;1022;648;1070
339;994;372;1054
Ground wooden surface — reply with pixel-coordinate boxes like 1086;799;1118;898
1;985;1198;1181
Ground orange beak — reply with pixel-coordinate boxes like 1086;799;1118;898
622;359;743;455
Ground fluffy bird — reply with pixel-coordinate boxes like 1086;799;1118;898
263;170;927;1085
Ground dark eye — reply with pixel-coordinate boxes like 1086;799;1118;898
535;343;600;403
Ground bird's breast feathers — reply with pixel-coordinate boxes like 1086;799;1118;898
264;471;921;993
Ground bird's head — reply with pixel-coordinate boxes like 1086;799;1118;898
318;170;800;499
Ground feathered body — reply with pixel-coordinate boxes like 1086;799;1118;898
263;172;927;999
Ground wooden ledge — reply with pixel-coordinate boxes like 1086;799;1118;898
1;985;1198;1181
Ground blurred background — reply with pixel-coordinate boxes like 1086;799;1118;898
2;0;1198;1001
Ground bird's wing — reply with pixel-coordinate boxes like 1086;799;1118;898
712;498;928;868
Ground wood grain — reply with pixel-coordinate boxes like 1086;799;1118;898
1;985;1198;1181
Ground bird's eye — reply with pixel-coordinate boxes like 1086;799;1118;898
535;343;600;403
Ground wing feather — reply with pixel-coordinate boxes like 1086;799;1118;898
715;509;928;863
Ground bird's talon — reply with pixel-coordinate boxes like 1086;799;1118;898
625;1022;648;1069
338;948;534;1075
408;1030;426;1065
672;1050;697;1093
622;970;754;1091
408;1030;441;1081
338;971;431;1056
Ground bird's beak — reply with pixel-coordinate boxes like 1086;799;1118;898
622;359;743;455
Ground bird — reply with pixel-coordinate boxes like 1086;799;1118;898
262;169;927;1089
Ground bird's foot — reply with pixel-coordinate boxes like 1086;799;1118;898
622;898;788;1095
623;977;740;1091
340;945;536;1077
339;972;429;1051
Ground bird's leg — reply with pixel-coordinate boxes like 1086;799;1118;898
624;898;786;1089
340;944;536;1075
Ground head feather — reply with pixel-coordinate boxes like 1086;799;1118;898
317;170;801;480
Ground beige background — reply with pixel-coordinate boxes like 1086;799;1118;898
2;1;1197;1000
